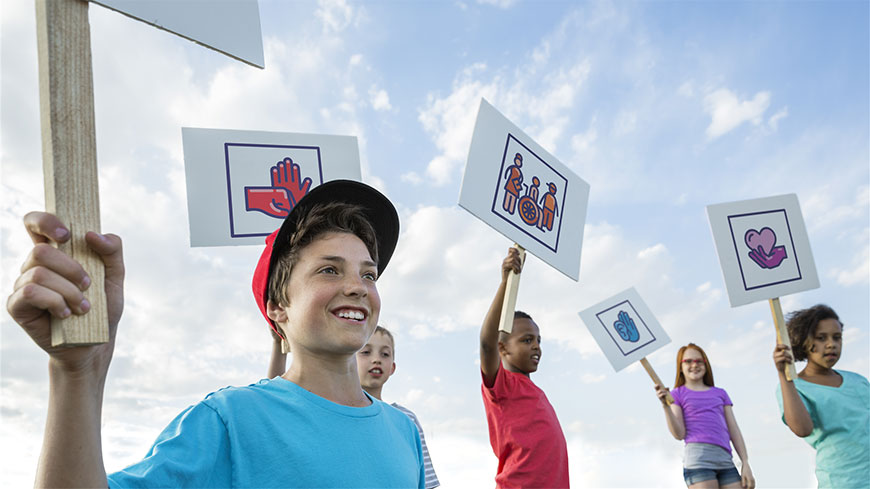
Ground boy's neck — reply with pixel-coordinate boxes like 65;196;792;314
362;385;383;400
282;353;371;407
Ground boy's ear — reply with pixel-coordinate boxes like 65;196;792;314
389;362;396;375
497;340;508;357
267;300;288;324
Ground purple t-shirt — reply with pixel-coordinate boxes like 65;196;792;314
671;385;733;454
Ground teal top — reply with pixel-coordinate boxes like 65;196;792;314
776;369;870;488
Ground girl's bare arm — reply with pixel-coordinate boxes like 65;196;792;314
773;344;813;437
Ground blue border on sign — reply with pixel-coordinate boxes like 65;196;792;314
726;208;802;291
489;133;568;253
595;300;656;356
225;143;324;238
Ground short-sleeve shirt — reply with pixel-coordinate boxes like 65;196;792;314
481;365;569;489
107;377;424;488
392;402;440;488
776;370;870;488
671;385;734;454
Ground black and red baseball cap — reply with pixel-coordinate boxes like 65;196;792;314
251;180;400;338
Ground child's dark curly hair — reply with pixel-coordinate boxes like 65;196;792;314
785;304;843;362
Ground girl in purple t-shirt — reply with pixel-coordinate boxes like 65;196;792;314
655;343;755;489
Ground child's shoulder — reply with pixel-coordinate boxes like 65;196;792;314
201;378;289;408
838;370;870;387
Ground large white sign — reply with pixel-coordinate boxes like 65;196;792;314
91;0;265;68
579;288;671;372
459;99;590;281
182;127;361;247
707;194;819;307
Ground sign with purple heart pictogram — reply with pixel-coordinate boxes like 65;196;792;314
182;127;361;247
707;194;819;307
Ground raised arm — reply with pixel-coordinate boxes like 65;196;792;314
773;344;813;437
267;329;288;378
480;248;522;387
654;385;685;440
6;212;125;487
724;405;755;489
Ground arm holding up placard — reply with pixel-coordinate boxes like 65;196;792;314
654;384;685;440
773;344;813;437
6;212;125;487
480;247;524;387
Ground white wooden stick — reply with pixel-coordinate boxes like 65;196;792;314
640;357;674;405
36;0;108;346
497;244;526;333
769;298;797;381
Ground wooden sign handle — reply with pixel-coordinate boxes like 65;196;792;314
769;298;797;382
36;0;108;346
497;244;526;333
640;357;674;405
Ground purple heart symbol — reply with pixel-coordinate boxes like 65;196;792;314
745;227;778;256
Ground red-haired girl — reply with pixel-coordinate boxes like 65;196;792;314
655;344;755;489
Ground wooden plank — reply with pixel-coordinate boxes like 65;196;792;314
36;0;108;346
640;357;674;405
769;298;797;381
497;244;525;333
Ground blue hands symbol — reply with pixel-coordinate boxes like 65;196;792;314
613;310;640;342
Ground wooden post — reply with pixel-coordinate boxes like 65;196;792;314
36;0;108;346
769;297;796;381
497;244;526;333
640;357;674;405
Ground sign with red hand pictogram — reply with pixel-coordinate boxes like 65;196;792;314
182;127;361;247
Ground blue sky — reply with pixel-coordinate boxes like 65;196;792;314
2;1;868;487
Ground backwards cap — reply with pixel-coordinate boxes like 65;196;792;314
251;180;400;338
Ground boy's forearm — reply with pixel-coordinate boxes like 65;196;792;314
37;360;109;487
480;279;507;351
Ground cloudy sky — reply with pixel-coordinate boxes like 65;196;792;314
2;1;868;487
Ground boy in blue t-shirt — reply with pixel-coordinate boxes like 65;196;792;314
7;180;424;488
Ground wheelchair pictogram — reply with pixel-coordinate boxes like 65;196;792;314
502;154;559;233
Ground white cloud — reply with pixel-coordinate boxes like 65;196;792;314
369;86;392;111
476;0;520;8
704;88;771;139
768;106;789;130
315;0;355;33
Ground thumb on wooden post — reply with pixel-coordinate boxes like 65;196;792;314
769;298;797;382
497;244;526;333
640;357;674;405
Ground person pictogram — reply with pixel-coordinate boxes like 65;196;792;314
539;182;559;231
502;153;524;214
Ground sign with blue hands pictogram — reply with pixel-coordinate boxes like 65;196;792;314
707;194;819;307
182;127;360;247
579;288;670;372
459;99;590;281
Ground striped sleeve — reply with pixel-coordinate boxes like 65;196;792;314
392;403;440;489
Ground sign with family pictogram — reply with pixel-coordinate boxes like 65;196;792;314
459;99;590;333
182;127;361;247
35;0;263;346
579;287;674;403
459;99;590;281
707;193;819;381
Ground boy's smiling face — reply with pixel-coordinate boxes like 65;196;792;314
269;231;380;357
357;331;396;391
499;318;541;375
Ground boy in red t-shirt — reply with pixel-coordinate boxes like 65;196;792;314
479;247;569;488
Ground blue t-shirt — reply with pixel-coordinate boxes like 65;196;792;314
776;369;870;488
108;377;424;488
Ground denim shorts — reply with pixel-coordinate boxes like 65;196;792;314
683;466;741;486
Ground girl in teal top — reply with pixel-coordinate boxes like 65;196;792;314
773;304;870;488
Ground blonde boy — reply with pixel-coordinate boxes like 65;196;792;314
7;180;424;487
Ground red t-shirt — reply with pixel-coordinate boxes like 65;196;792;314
481;365;569;488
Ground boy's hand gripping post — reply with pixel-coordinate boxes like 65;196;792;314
640;357;674;405
498;244;526;333
37;0;108;346
769;298;796;381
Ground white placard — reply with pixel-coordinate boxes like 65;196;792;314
182;127;361;247
459;99;590;281
578;287;671;372
707;194;819;307
91;0;265;68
